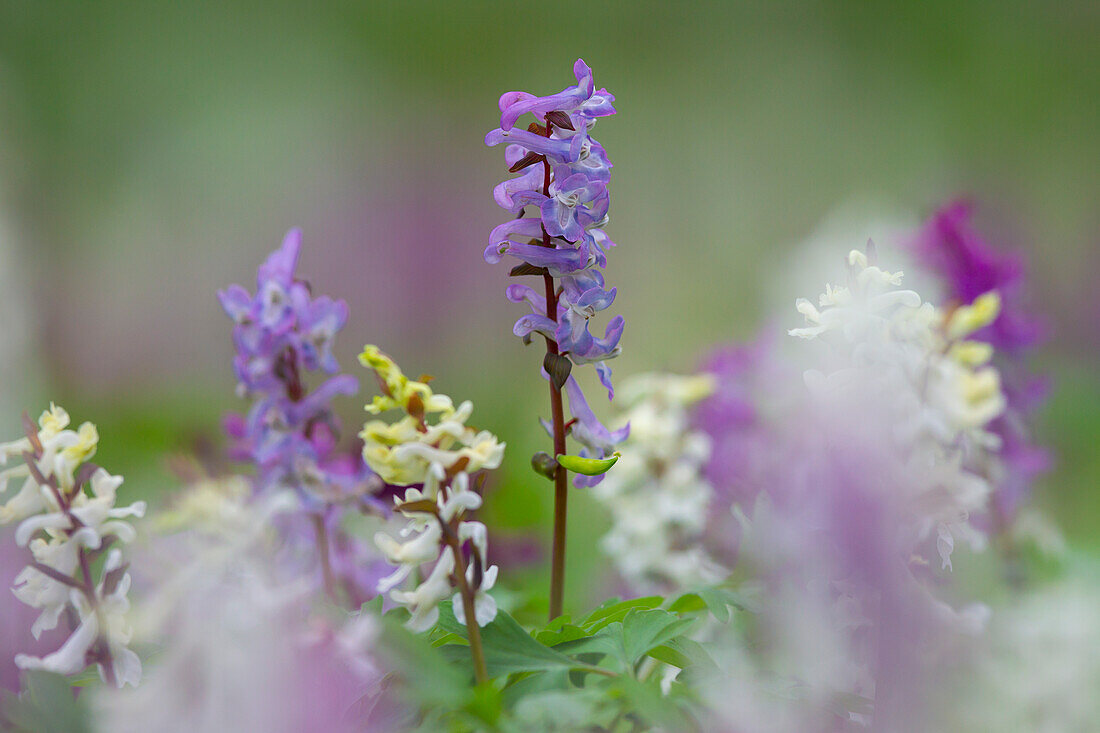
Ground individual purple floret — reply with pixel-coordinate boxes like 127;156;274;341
497;59;616;133
907;200;1051;526
485;59;626;488
219;229;384;604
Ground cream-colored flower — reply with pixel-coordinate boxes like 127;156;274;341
594;373;724;592
789;247;1007;570
358;344;455;416
372;460;499;631
4;405;143;687
359;349;503;631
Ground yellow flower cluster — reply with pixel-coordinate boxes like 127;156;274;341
358;346;505;486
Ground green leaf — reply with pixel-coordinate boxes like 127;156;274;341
550;628;621;659
535;621;589;647
538;614;574;634
464;684;503;726
619;609;695;666
608;675;699;731
554;609;696;672
667;592;707;615
0;671;92;733
375;616;468;709
436;601;581;678
500;668;566;701
648;636;720;674
430;631;467;648
668;585;755;621
581;596;662;633
512;687;613;731
555;452;620;476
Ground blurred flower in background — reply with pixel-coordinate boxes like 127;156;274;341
94;480;395;733
904;200;1051;529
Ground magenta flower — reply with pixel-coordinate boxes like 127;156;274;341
908;200;1045;352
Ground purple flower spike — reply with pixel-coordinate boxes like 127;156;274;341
538;375;629;488
495;145;548;209
563;376;629;453
556;312;624;364
256;228;303;286
220;230;383;604
485;59;625;399
484;240;592;276
484;128;581;162
554;138;613;183
298;296;349;373
486;59;627;513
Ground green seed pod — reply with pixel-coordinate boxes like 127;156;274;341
555;451;621;476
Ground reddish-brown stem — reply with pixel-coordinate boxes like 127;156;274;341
439;517;489;684
538;119;570;621
283;348;348;606
545;276;569;621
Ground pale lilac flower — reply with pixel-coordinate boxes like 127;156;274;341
497;59;615;132
788;247;1005;571
929;565;1100;732
701;389;990;732
93;488;395;732
219;230;383;605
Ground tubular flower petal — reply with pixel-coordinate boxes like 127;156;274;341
592;373;722;592
905;200;1050;524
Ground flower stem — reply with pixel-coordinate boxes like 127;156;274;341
440;521;489;684
545;275;569;622
537;118;570;622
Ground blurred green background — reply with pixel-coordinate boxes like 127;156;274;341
0;1;1096;612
